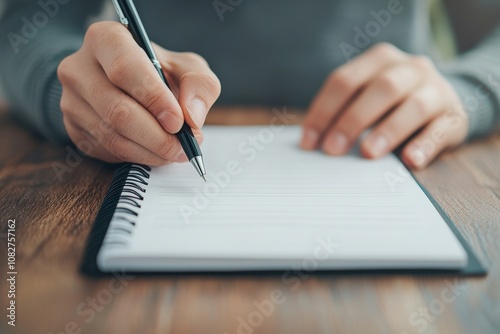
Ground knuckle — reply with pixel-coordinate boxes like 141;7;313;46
329;69;356;92
107;56;131;85
57;57;74;85
410;93;431;118
373;43;398;56
377;73;401;96
182;52;208;65
85;21;123;48
142;91;164;114
106;100;131;128
85;22;104;44
59;95;72;114
155;136;177;159
412;56;434;71
107;133;127;160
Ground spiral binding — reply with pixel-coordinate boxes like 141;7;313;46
81;163;151;275
101;164;150;249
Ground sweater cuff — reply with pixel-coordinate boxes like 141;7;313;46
443;73;499;140
34;44;82;143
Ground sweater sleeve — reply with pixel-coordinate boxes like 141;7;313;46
441;24;500;140
0;0;105;142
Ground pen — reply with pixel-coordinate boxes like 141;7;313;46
111;0;207;181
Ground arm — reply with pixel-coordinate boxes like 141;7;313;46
0;0;105;141
441;24;500;139
300;6;500;169
1;1;221;166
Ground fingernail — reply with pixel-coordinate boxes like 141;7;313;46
301;128;319;149
157;111;182;133
325;131;348;155
366;133;389;158
187;98;207;129
409;148;426;168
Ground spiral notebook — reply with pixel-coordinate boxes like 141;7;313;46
81;126;485;275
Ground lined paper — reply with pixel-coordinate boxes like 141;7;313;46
98;126;467;271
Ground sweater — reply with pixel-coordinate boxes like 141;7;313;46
1;0;499;142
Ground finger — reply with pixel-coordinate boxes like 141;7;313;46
156;47;221;130
301;43;407;149
400;115;463;170
88;22;183;134
66;59;185;162
321;62;423;155
61;90;119;162
360;82;445;158
63;115;121;164
62;91;174;166
86;122;173;167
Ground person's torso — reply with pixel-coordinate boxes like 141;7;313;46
136;0;430;108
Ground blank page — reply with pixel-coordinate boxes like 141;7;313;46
97;126;467;271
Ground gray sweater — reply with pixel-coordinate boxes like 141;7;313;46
1;0;500;142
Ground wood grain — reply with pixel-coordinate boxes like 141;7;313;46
0;107;499;334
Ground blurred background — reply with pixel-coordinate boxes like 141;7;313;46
1;0;500;111
0;1;116;108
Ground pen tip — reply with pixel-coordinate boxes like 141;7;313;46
202;175;207;182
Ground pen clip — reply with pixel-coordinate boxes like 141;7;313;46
112;0;129;27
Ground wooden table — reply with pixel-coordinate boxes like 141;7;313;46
0;107;499;334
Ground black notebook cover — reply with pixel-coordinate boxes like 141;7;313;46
81;163;487;277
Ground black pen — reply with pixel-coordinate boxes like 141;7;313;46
112;0;207;181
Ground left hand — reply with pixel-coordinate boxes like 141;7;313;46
300;43;468;169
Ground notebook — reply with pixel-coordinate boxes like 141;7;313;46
82;126;485;275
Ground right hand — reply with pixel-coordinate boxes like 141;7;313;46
57;21;221;165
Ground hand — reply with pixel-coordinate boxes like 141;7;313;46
57;21;221;165
300;43;468;169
